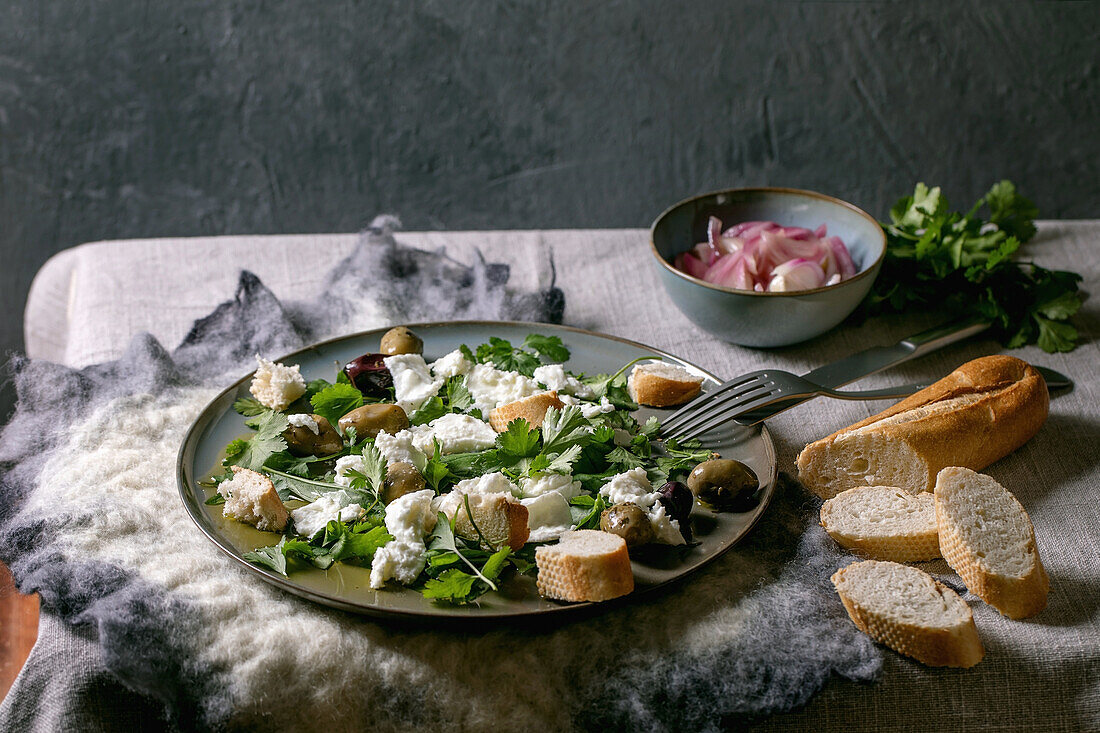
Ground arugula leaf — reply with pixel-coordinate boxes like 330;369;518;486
331;524;391;563
232;397;267;417
868;180;1084;353
228;411;289;471
262;468;330;502
521;334;571;362
310;383;364;426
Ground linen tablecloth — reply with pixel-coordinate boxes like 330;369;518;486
6;223;1100;730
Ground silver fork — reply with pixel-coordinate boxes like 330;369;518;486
660;370;915;441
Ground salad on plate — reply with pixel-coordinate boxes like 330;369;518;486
203;328;761;606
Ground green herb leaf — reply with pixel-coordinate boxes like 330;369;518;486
446;376;474;413
540;405;591;454
496;419;541;461
421;569;479;603
244;540;288;576
409;396;447;426
232;397;267;417
229;411;289;471
521;334;571;362
310;383;364;426
204;493;226;505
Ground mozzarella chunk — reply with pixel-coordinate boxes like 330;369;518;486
465;362;542;412
409;413;497;455
370;489;438;588
219;467;288;532
374;430;428;471
249;356;306;411
520;472;584;500
384;354;444;415
290;490;365;538
599;467;685;546
533;364;595;399
429;349;473;380
453;471;518;497
287;413;320;435
521;492;574;543
600;467;654;505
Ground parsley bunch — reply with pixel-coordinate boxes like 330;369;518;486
865;181;1084;352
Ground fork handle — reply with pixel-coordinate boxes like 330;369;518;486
735;316;992;425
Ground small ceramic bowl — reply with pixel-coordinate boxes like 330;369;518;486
650;187;886;347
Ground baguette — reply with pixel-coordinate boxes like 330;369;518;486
536;530;634;602
627;361;703;407
797;356;1048;498
439;493;530;551
488;391;565;432
831;560;984;668
820;487;940;562
934;467;1048;619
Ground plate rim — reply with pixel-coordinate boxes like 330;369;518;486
176;320;778;623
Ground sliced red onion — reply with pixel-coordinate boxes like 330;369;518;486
676;216;857;293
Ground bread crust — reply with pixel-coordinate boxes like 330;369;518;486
798;356;1048;497
934;467;1049;619
489;391;565;432
832;560;984;668
628;366;703;407
535;530;634;602
447;494;530;551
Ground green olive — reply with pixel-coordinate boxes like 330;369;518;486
380;326;424;356
283;414;343;457
686;459;759;511
383;462;426;504
599;503;656;547
337;403;410;439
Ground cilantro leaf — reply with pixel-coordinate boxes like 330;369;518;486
606;446;646;469
244;538;289;576
446;376;474;413
1035;316;1078;353
540;405;591;454
310;383;364;426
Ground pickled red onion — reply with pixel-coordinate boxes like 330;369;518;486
673;217;857;292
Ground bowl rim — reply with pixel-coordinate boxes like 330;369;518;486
649;186;887;298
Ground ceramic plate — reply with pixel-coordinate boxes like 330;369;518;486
177;322;777;623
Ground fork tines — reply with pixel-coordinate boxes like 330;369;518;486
661;370;783;440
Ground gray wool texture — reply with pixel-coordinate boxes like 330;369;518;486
0;222;881;732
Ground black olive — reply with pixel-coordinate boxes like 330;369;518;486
343;353;393;399
656;480;694;541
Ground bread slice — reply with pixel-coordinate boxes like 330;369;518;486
934;467;1048;619
831;560;984;668
441;492;530;551
535;530;634;602
820;487;940;562
219;466;289;532
488;391;565;432
628;361;704;407
797;356;1048;498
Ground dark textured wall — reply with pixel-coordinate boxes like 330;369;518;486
1;1;1098;417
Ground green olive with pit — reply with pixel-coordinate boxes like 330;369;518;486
383;462;426;504
599;503;656;547
282;414;343;457
686;459;760;511
337;403;410;439
379;326;424;356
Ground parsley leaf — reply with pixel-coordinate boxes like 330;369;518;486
421;569;478;602
868;180;1084;353
446;376;474;413
521;334;571;362
228;410;289;471
310;383;364;426
540;405;591;454
496;419;541;463
409;396;447;426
